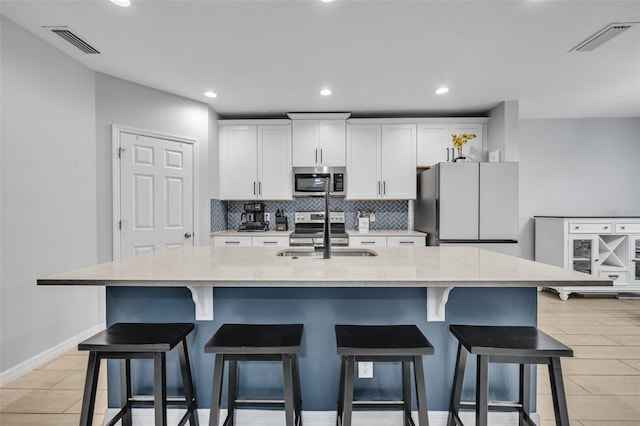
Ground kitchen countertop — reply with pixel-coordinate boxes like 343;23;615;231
211;230;290;237
38;246;610;322
39;245;607;288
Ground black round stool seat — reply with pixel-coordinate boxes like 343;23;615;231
335;325;434;426
78;322;199;426
447;324;573;426
205;324;304;426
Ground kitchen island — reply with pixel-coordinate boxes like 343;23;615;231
39;246;609;423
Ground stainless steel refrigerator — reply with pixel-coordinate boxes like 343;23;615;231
414;162;519;255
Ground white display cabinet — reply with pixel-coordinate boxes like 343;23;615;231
535;216;640;300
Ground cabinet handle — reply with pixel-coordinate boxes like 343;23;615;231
253;182;256;195
259;181;262;195
225;241;240;245
604;226;609;230
263;241;278;245
378;181;381;194
361;241;376;245
315;149;318;163
574;226;580;230
399;241;414;245
621;226;626;230
383;181;386;194
608;274;619;280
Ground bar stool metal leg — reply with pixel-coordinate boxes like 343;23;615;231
119;359;133;426
341;356;355;426
413;356;429;426
402;362;411;426
336;357;346;426
79;351;100;426
549;358;570;426
228;360;238;426
283;355;296;426
153;352;168;426
519;363;531;426
209;355;225;426
177;339;199;426
447;343;467;426
475;355;489;426
292;354;303;426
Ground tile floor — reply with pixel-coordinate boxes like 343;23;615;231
0;291;639;425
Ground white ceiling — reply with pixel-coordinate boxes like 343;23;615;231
1;0;639;119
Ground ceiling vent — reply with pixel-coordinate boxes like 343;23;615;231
46;26;100;54
570;22;638;52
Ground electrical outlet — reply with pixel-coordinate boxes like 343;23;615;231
264;213;270;222
358;362;373;379
369;212;376;222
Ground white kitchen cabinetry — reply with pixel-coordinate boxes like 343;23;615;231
289;113;349;167
347;123;416;200
535;216;640;300
212;236;252;247
417;121;486;166
219;121;292;200
349;236;388;247
348;233;426;247
212;235;289;247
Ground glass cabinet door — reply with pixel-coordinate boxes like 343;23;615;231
570;237;596;275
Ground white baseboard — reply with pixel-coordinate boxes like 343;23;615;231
0;323;105;386
103;408;541;425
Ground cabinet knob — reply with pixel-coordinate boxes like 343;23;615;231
604;226;609;230
185;233;192;238
575;226;580;230
621;226;626;230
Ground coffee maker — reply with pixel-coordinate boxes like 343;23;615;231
238;202;268;232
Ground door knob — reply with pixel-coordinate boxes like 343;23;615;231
185;233;192;238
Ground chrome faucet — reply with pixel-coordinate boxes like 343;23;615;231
322;176;331;259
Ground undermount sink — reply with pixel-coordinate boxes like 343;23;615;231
276;248;378;258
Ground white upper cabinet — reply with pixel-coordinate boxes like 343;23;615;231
417;121;486;166
220;121;292;200
347;123;416;200
289;113;349;167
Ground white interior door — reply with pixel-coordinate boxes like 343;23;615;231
119;132;194;257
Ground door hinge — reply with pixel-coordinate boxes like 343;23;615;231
118;147;125;159
118;220;122;230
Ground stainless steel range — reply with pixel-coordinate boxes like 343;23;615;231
289;212;349;247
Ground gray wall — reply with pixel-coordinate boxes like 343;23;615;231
95;74;215;263
0;17;102;373
519;118;640;260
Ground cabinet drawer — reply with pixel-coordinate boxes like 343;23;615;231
569;222;613;234
616;223;640;233
349;236;387;247
387;236;425;247
598;270;629;286
252;236;289;247
213;237;252;247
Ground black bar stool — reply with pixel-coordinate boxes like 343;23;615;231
78;322;199;426
205;323;303;426
335;324;434;426
447;324;573;426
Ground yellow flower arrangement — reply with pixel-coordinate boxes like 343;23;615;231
451;133;477;150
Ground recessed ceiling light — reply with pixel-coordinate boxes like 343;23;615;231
110;0;131;7
321;0;334;3
320;89;332;96
204;91;218;98
435;87;450;95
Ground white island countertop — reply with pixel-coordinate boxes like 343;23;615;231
38;246;610;321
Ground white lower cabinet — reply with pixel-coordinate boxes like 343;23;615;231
535;216;640;300
212;236;252;247
349;235;426;247
349;236;388;247
212;235;289;247
251;236;289;247
387;236;425;246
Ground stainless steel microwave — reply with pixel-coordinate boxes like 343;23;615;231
292;166;346;197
